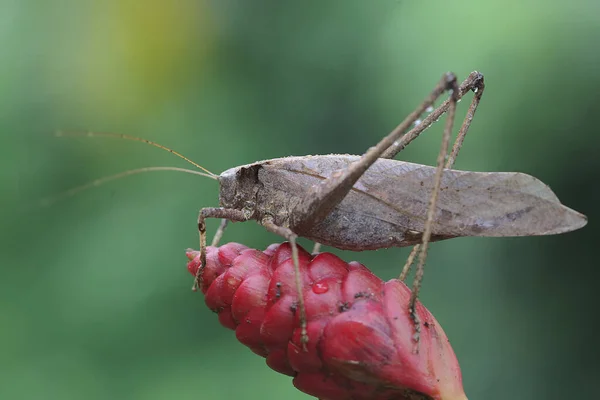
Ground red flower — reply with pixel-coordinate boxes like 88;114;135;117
187;242;467;400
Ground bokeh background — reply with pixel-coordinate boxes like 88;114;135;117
1;1;599;399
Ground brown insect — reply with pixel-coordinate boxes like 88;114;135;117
55;71;587;348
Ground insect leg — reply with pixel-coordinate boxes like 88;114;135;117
195;208;249;291
262;217;309;352
398;74;485;280
446;75;485;167
409;74;485;310
381;71;485;159
399;244;420;281
408;77;460;344
292;72;459;232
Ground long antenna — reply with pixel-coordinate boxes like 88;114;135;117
40;166;217;207
55;131;218;178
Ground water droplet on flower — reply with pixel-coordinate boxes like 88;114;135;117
313;281;329;294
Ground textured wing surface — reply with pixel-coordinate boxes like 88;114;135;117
262;155;586;237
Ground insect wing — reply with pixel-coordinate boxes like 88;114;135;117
266;155;587;238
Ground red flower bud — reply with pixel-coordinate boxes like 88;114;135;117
187;243;467;400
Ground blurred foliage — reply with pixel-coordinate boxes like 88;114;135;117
1;1;599;399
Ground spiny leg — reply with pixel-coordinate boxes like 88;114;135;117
292;72;460;233
284;73;474;342
398;73;486;281
302;72;476;262
291;73;465;329
399;244;420;281
446;76;485;167
285;72;484;348
407;76;460;345
381;71;485;160
409;75;485;307
262;217;308;352
195;208;248;291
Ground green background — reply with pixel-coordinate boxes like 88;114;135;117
2;1;598;399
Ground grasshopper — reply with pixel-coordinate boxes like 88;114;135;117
55;72;587;348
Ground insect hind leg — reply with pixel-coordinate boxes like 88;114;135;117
291;72;460;233
398;73;486;281
381;71;485;160
446;73;485;166
303;74;488;259
406;73;485;347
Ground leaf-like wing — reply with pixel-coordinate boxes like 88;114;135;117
270;155;587;237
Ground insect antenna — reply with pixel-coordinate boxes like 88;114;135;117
55;131;217;177
42;131;219;207
40;166;217;208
